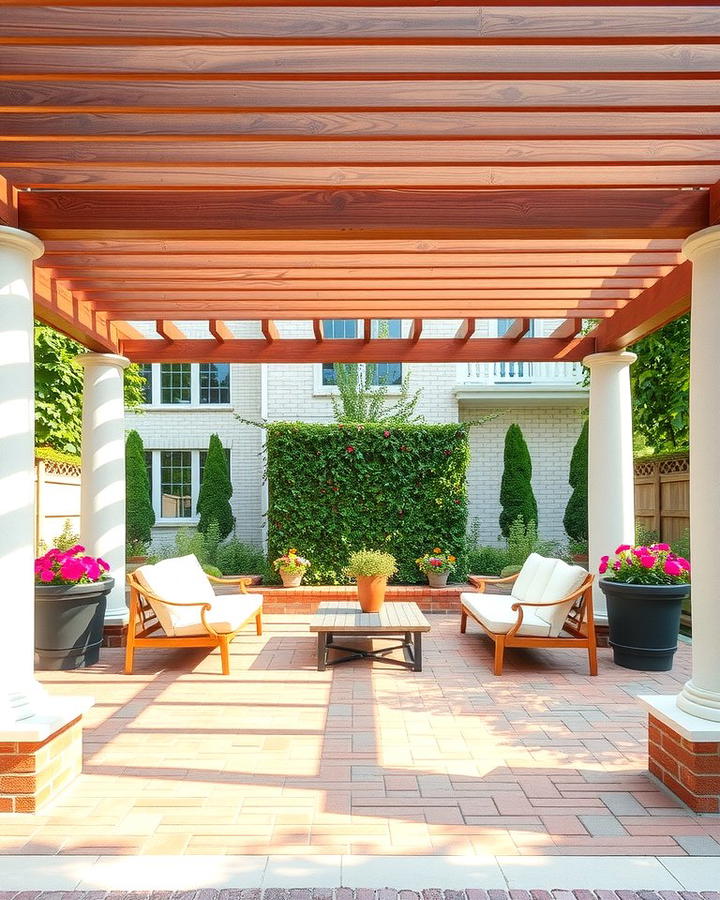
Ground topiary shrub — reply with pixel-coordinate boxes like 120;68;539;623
266;422;470;584
125;429;155;545
197;433;234;540
563;420;588;542
499;424;538;537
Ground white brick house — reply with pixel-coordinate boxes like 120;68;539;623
128;318;587;550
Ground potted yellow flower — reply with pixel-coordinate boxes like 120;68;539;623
273;548;310;587
416;547;457;588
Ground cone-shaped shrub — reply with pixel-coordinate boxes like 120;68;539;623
197;433;235;540
499;423;538;538
125;429;155;545
563;420;589;542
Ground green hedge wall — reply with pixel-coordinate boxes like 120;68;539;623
266;422;470;584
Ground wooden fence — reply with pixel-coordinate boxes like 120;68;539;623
34;457;81;550
634;452;689;543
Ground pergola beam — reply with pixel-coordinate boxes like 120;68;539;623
502;318;532;340
119;336;595;365
16;189;708;241
209;319;233;343
548;318;583;339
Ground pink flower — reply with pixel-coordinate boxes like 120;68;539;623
613;560;622;571
600;555;609;564
82;557;101;581
664;559;683;576
68;544;85;555
599;560;608;574
430;558;442;567
39;569;56;583
639;555;656;569
346;446;355;453
98;558;110;572
633;547;649;557
383;430;391;438
652;543;671;552
615;544;632;554
676;557;691;571
60;558;85;582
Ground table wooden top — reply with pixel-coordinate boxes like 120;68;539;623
309;601;431;634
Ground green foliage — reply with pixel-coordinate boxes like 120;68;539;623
216;539;266;576
38;518;80;555
630;314;689;452
125;430;155;545
466;545;510;577
672;529;690;561
202;564;223;578
345;549;398;578
266;422;470;584
34;322;147;454
499;424;538;537
196;434;235;540
563;420;588;542
35;446;81;468
505;516;559;569
635;522;659;546
330;363;423;423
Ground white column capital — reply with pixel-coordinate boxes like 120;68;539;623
683;223;720;262
582;350;637;370
0;225;44;262
76;352;130;372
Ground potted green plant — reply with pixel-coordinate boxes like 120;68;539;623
345;549;397;612
34;545;114;670
599;543;690;672
273;548;311;587
416;547;457;588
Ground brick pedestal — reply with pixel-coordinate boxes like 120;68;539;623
102;622;128;648
648;714;720;812
0;715;82;812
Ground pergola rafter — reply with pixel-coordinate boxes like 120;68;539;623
0;2;717;361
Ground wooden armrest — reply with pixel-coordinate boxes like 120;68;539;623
510;577;593;611
206;574;252;593
468;572;519;594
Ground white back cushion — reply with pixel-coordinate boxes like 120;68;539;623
135;555;216;638
512;553;544;601
519;556;559;604
535;561;588;636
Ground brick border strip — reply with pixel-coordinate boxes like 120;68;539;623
0;891;719;900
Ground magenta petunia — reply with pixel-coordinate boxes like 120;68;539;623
639;555;656;569
652;543;671;551
599;560;608;574
615;544;632;554
664;559;682;576
39;569;56;583
676;557;691;571
60;558;85;581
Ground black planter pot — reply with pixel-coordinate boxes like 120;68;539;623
34;578;114;670
599;578;689;672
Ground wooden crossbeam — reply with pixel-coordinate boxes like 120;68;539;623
209;319;233;343
312;319;324;341
548;318;583;339
455;319;476;341
502;318;532;340
32;269;118;354
156;320;185;342
363;318;372;342
409;319;423;343
16;189;708;241
119;336;596;365
261;319;279;342
592;261;692;352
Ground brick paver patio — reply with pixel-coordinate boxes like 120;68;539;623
6;615;718;857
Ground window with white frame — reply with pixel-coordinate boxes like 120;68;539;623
320;319;402;388
145;447;232;522
139;363;231;406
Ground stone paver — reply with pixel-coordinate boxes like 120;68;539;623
4;616;705;857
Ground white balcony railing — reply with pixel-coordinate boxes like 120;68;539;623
461;361;584;386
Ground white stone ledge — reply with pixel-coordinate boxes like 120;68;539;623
0;695;93;742
640;693;720;742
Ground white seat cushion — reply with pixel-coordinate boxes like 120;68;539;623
535;561;588;637
460;592;552;638
135;554;222;637
172;593;263;637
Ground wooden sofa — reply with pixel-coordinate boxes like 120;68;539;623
125;554;263;675
460;552;597;676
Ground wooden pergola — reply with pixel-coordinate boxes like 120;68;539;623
1;0;717;363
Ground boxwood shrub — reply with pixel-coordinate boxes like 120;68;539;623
266;422;470;584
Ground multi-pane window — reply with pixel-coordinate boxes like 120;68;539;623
199;363;230;404
160;364;191;405
141;363;231;405
159;450;193;519
321;319;402;387
138;363;153;404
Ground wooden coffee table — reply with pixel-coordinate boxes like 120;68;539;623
309;601;430;671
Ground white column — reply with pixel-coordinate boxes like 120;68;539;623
0;227;91;738
0;226;47;729
77;353;130;625
583;350;637;620
677;225;720;722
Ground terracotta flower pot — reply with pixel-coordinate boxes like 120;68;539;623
356;574;388;612
280;570;304;588
427;571;449;588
